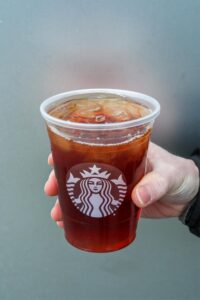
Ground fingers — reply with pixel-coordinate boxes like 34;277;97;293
48;153;54;166
132;171;169;208
46;154;63;228
56;221;64;228
44;153;57;196
51;200;64;229
44;170;58;196
51;199;64;229
51;199;63;221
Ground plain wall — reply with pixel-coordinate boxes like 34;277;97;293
0;1;200;299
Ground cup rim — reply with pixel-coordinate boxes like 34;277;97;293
40;88;160;131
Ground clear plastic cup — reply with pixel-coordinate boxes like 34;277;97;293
40;89;160;252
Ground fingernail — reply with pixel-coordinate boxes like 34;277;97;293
136;185;151;206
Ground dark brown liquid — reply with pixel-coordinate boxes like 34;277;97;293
48;96;151;252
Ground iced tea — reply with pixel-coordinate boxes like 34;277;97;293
47;96;151;252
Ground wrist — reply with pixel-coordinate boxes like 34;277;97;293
186;159;200;201
179;150;200;237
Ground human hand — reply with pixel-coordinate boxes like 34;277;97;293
132;143;199;218
44;143;199;227
44;154;63;228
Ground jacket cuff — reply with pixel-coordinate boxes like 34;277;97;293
179;148;200;237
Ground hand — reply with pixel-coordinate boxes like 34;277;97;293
132;143;199;218
44;143;199;227
44;154;63;228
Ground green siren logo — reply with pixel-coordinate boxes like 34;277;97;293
66;163;127;218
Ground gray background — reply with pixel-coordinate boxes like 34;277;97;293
0;0;200;299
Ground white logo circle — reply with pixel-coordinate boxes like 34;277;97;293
66;163;127;218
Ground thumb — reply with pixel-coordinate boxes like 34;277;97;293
132;171;169;208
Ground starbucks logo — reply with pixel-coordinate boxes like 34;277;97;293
66;163;127;218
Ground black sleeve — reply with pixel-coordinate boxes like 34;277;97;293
191;148;200;164
180;148;200;237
